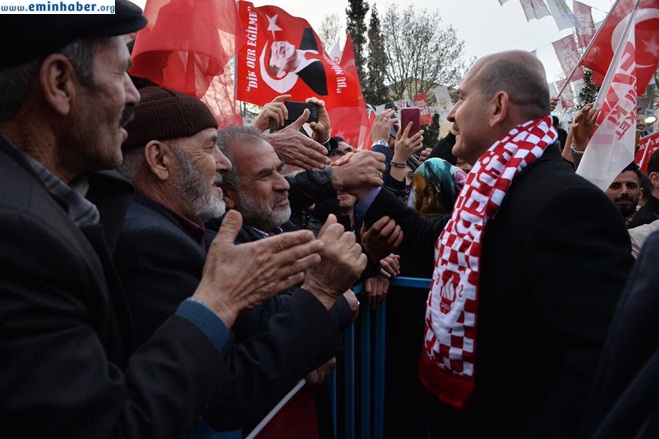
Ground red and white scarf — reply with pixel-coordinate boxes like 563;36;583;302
419;116;557;408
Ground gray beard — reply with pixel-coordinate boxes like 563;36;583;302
173;148;226;224
237;193;291;232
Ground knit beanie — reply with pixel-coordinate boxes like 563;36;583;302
122;86;218;150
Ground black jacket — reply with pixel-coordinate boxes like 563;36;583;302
0;137;228;439
114;194;343;432
363;145;633;438
578;229;659;438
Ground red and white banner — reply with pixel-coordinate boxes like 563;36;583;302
519;0;551;21
394;99;408;111
545;0;580;30
635;131;659;172
573;0;597;48
581;0;659;93
413;93;433;125
130;0;244;98
235;1;359;107
577;7;639;191
326;36;373;150
555;79;576;108
553;33;585;81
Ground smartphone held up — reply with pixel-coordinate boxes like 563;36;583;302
284;101;320;125
400;107;421;137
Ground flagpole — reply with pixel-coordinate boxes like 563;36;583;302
555;0;624;98
244;379;306;439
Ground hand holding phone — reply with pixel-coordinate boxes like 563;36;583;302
400;107;421;137
284;101;320;125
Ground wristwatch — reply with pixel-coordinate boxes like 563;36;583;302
372;139;388;148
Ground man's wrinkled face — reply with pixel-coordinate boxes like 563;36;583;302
71;36;140;173
605;170;642;218
172;128;231;224
225;139;291;231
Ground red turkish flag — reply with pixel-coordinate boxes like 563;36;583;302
235;1;359;107
326;36;372;150
635;131;659;172
130;0;244;98
581;0;659;94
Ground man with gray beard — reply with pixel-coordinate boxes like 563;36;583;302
114;86;365;437
207;124;358;438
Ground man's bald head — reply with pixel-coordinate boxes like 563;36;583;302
471;51;550;120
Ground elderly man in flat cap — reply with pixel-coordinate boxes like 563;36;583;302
0;4;335;438
114;85;364;437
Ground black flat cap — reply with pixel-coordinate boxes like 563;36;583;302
0;0;147;69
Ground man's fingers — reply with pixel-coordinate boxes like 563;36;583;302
213;210;243;245
379;218;397;237
263;229;317;252
318;213;338;237
276;253;322;280
272;94;291;103
290;108;310;129
392;227;404;249
369;215;392;233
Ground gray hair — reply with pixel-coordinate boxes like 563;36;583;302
117;145;145;183
0;38;98;121
216;125;266;189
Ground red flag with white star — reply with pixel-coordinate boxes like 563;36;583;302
235;1;359;107
581;0;659;94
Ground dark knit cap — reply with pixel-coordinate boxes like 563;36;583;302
0;0;147;69
122;86;218;149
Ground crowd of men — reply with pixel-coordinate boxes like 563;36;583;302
0;4;658;439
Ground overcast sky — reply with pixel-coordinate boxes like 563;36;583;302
129;0;616;84
249;0;616;83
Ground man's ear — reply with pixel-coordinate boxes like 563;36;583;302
144;140;174;181
222;185;236;209
649;171;659;189
489;91;508;128
39;54;78;116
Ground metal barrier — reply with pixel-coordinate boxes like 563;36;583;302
330;276;431;439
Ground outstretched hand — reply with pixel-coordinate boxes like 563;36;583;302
265;109;331;171
194;209;324;327
302;214;367;309
361;216;403;263
331;150;386;200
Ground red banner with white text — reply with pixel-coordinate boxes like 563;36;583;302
635;132;659;172
413;93;433;125
235;1;359;107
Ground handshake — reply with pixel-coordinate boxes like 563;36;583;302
193;210;368;327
